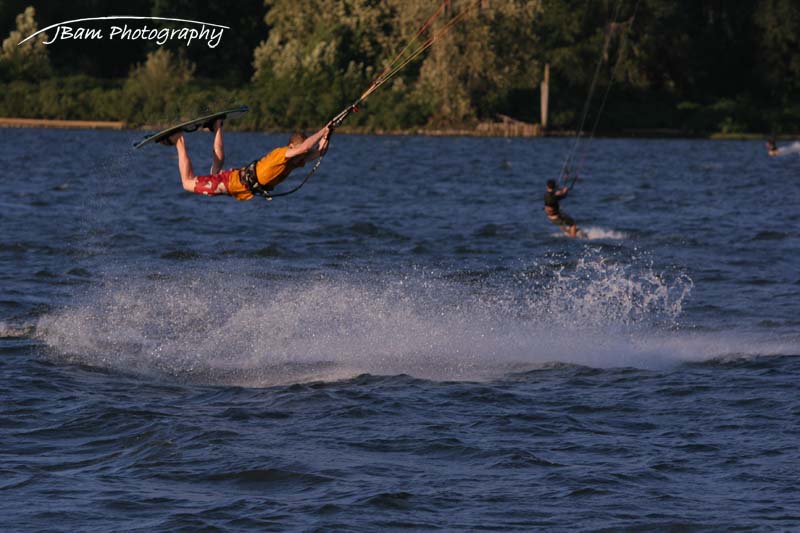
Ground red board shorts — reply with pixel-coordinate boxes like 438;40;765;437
194;169;234;196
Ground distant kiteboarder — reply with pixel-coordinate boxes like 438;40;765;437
544;179;583;238
766;137;779;157
160;120;330;201
765;137;800;157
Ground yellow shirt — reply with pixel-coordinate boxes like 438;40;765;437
227;146;306;201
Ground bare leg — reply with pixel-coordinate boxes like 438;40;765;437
568;224;578;238
173;133;198;192
210;119;224;174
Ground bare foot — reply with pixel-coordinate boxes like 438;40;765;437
158;131;183;146
205;118;224;132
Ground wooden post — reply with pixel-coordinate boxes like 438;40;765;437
540;63;550;130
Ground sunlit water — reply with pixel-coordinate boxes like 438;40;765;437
1;128;799;530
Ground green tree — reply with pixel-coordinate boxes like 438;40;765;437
755;0;800;101
251;0;544;128
413;1;542;126
252;0;395;128
0;6;51;80
754;0;800;131
151;0;266;82
123;48;195;123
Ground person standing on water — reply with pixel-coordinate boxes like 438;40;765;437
766;137;779;156
544;179;581;238
161;119;330;200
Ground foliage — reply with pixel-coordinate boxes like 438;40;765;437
0;6;51;80
150;0;266;82
753;0;800;123
123;48;195;124
0;76;121;119
0;0;799;134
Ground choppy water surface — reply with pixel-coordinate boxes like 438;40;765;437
1;128;799;530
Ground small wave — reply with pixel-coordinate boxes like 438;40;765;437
203;468;332;486
0;322;34;338
686;351;800;367
751;231;788;241
160;249;201;261
475;224;500;237
773;141;800;156
33;251;706;386
249;244;286;258
361;491;415;509
581;226;628;240
312;221;409;241
491;450;563;469
551;226;627;240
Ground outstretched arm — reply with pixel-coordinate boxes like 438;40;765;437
285;124;331;159
303;133;330;162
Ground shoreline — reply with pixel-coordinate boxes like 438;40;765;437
0;117;125;130
0;116;790;140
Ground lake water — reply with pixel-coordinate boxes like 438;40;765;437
1;128;799;530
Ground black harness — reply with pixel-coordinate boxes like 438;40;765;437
238;156;321;201
239;105;356;201
238;159;274;199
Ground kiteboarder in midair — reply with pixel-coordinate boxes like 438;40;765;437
161;119;330;200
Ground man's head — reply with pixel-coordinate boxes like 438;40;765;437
546;179;556;190
288;132;306;148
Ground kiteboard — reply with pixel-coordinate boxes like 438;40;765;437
133;105;249;149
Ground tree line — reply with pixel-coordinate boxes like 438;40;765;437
1;0;798;135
